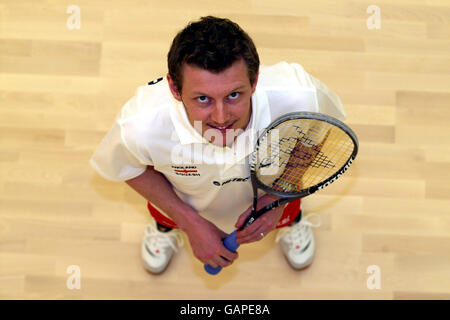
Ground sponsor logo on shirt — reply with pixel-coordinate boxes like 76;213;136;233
213;176;250;186
172;165;200;176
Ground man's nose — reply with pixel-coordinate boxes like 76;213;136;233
210;101;227;125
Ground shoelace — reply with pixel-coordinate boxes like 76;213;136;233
143;223;184;253
275;213;322;244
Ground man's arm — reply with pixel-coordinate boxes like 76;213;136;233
125;166;238;269
125;165;200;231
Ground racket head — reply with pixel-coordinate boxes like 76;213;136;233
249;112;358;199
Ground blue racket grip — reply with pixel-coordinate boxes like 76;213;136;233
204;230;240;275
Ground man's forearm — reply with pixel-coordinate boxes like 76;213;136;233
125;166;201;231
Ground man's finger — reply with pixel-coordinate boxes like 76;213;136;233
237;225;265;244
220;248;238;262
235;210;251;229
236;217;264;238
215;255;233;268
206;260;219;269
236;223;264;244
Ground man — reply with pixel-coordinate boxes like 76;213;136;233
90;16;345;274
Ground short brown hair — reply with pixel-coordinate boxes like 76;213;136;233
167;16;260;92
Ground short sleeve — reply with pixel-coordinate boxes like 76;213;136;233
290;63;347;121
89;121;147;182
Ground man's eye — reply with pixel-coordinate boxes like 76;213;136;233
197;96;209;103
228;92;240;100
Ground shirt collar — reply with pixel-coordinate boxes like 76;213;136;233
169;99;205;145
231;87;271;164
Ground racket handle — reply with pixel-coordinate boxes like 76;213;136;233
204;230;240;275
248;198;291;222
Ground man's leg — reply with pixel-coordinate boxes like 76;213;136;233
276;200;321;270
141;202;183;274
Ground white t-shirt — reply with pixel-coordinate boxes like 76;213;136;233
89;62;346;230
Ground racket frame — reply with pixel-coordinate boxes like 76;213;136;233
242;111;359;228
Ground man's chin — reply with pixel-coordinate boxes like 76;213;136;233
202;126;223;144
201;125;245;147
207;134;234;147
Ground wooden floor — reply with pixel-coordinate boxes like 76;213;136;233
1;0;450;300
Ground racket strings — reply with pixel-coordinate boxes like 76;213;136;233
255;118;355;194
301;128;353;189
274;127;331;191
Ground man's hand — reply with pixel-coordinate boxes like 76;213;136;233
183;216;239;269
234;194;284;244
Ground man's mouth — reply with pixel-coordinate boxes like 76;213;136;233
207;122;235;134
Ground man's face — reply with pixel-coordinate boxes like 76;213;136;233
167;58;258;147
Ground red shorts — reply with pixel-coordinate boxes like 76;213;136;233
147;199;301;230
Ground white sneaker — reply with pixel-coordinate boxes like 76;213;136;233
275;213;321;270
141;222;184;274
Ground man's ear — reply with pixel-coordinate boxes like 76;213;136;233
166;74;182;101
